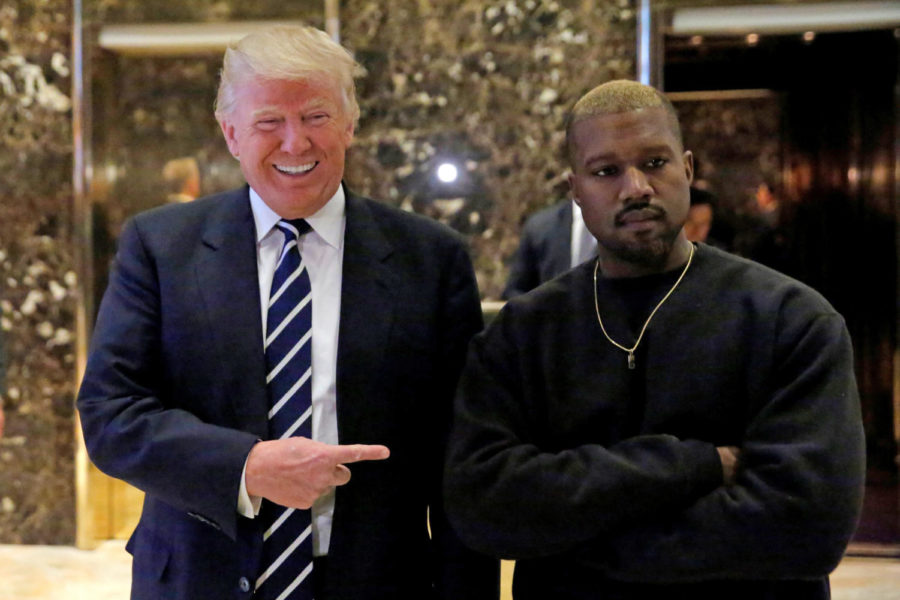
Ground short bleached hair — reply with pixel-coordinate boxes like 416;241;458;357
564;79;684;162
214;25;363;125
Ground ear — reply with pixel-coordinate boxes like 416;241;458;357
683;150;694;185
219;118;240;158
343;120;355;147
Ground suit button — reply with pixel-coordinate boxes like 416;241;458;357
239;577;251;593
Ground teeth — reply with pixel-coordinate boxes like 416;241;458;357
275;162;315;175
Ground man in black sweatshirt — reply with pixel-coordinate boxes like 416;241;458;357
444;79;865;600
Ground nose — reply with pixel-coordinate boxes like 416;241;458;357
619;166;653;203
281;121;312;154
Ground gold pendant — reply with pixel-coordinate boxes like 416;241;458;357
628;352;635;370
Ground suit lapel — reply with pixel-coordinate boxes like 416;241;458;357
335;190;395;443
195;187;269;438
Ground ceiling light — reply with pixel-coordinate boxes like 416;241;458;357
436;162;459;183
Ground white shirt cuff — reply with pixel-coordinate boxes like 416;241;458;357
238;453;263;518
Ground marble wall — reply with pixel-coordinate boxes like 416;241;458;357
342;0;635;298
0;0;77;544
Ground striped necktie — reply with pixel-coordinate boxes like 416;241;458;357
256;219;315;600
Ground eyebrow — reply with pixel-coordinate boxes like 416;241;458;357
250;100;333;121
582;144;676;166
251;107;281;119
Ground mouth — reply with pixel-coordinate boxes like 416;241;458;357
615;204;665;226
274;162;317;176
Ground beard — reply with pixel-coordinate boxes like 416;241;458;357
601;236;676;268
600;215;682;269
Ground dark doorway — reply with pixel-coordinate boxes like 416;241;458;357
665;28;899;554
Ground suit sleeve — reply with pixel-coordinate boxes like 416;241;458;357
76;218;258;541
594;308;865;582
428;239;501;600
443;303;724;560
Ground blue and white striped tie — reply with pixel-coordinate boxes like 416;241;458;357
256;219;315;600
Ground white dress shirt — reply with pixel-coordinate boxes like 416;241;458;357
570;200;597;268
238;185;345;556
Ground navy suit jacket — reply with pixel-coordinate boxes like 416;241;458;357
77;186;497;600
502;200;572;299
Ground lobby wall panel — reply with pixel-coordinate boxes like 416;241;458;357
0;0;77;544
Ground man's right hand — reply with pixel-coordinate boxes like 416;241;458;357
716;446;741;485
245;437;390;509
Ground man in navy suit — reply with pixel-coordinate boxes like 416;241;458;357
502;200;596;299
77;25;497;600
445;79;863;600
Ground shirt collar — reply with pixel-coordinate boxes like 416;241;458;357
571;199;583;220
249;185;346;249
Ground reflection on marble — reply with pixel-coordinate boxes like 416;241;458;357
672;95;782;258
86;0;323;25
0;542;897;600
0;541;130;600
830;557;900;600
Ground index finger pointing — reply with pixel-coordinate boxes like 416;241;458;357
331;444;391;464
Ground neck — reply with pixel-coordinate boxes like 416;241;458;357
598;236;694;278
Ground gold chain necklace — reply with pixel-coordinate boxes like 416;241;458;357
592;243;695;370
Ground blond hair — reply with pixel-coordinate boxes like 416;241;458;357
214;25;363;125
564;80;683;161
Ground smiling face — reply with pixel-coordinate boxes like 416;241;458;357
219;75;354;218
567;106;694;277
